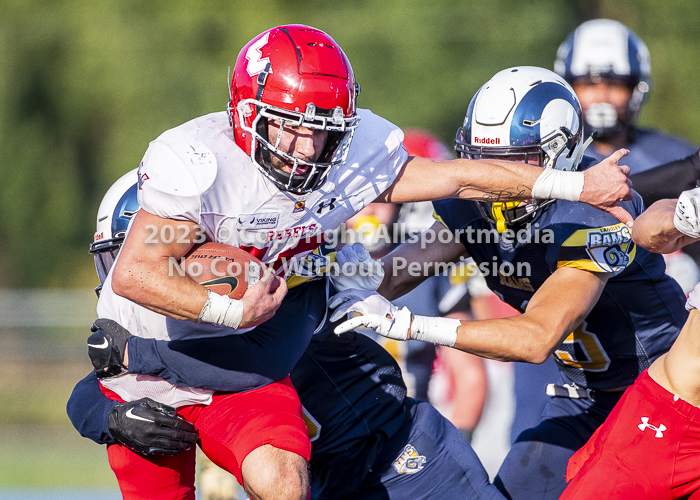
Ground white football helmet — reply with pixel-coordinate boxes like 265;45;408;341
554;19;651;135
90;169;139;293
455;66;585;232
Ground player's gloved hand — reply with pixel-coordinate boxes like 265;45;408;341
674;187;700;238
329;289;412;340
88;318;132;378
329;243;385;292
108;398;198;455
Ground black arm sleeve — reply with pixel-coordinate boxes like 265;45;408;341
126;278;328;392
630;150;700;206
66;372;117;445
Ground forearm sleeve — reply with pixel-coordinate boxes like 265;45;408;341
630;151;700;206
66;372;117;445
126;278;327;392
127;335;284;392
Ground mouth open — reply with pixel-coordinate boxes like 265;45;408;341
285;162;310;176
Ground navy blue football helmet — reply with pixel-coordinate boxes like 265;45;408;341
554;19;651;136
455;67;585;233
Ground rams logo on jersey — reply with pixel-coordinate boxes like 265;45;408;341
558;223;635;274
392;444;427;474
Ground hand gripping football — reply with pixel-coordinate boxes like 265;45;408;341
183;242;263;300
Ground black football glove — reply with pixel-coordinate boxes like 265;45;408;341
108;397;198;455
88;318;132;378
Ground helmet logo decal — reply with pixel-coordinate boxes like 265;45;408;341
473;137;501;145
245;33;271;77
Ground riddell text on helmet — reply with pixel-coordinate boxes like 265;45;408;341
473;137;501;145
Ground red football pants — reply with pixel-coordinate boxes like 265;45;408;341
104;376;311;500
561;370;700;499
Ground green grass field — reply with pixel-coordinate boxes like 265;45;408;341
0;425;117;488
0;356;118;488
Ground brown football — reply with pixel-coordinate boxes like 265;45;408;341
183;242;263;300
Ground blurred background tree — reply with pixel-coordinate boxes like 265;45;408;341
0;0;698;289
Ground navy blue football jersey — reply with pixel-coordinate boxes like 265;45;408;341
293;319;409;498
432;158;687;389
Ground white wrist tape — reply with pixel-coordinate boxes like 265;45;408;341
531;168;584;202
410;315;460;347
198;290;244;329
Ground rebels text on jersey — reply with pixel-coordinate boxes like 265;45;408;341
136;108;407;275
433;157;687;390
96;109;407;408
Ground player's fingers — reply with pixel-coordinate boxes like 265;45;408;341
154;426;199;444
249;270;271;292
154;414;196;433
335;249;348;268
261;266;276;282
618;164;631;177
334;316;371;335
329;303;365;323
351;243;370;262
608;148;630;165
148;447;181;456
328;294;351;309
253;267;276;293
603;204;634;228
340;245;360;266
270;276;287;302
329;307;350;323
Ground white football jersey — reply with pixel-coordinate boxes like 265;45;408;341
98;108;408;407
137;108;407;273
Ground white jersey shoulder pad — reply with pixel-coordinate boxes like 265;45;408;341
137;127;220;222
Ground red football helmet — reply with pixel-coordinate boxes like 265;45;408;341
402;128;452;160
229;25;360;194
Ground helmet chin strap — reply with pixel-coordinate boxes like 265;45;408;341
572;132;597;169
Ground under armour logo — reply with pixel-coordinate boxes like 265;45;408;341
638;417;666;438
316;198;337;215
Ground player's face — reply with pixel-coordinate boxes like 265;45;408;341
572;79;633;121
267;120;329;174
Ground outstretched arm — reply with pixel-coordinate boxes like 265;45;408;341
334;266;609;364
449;267;608;363
376;149;633;225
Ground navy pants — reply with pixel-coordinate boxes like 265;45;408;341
345;399;505;500
494;390;622;500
